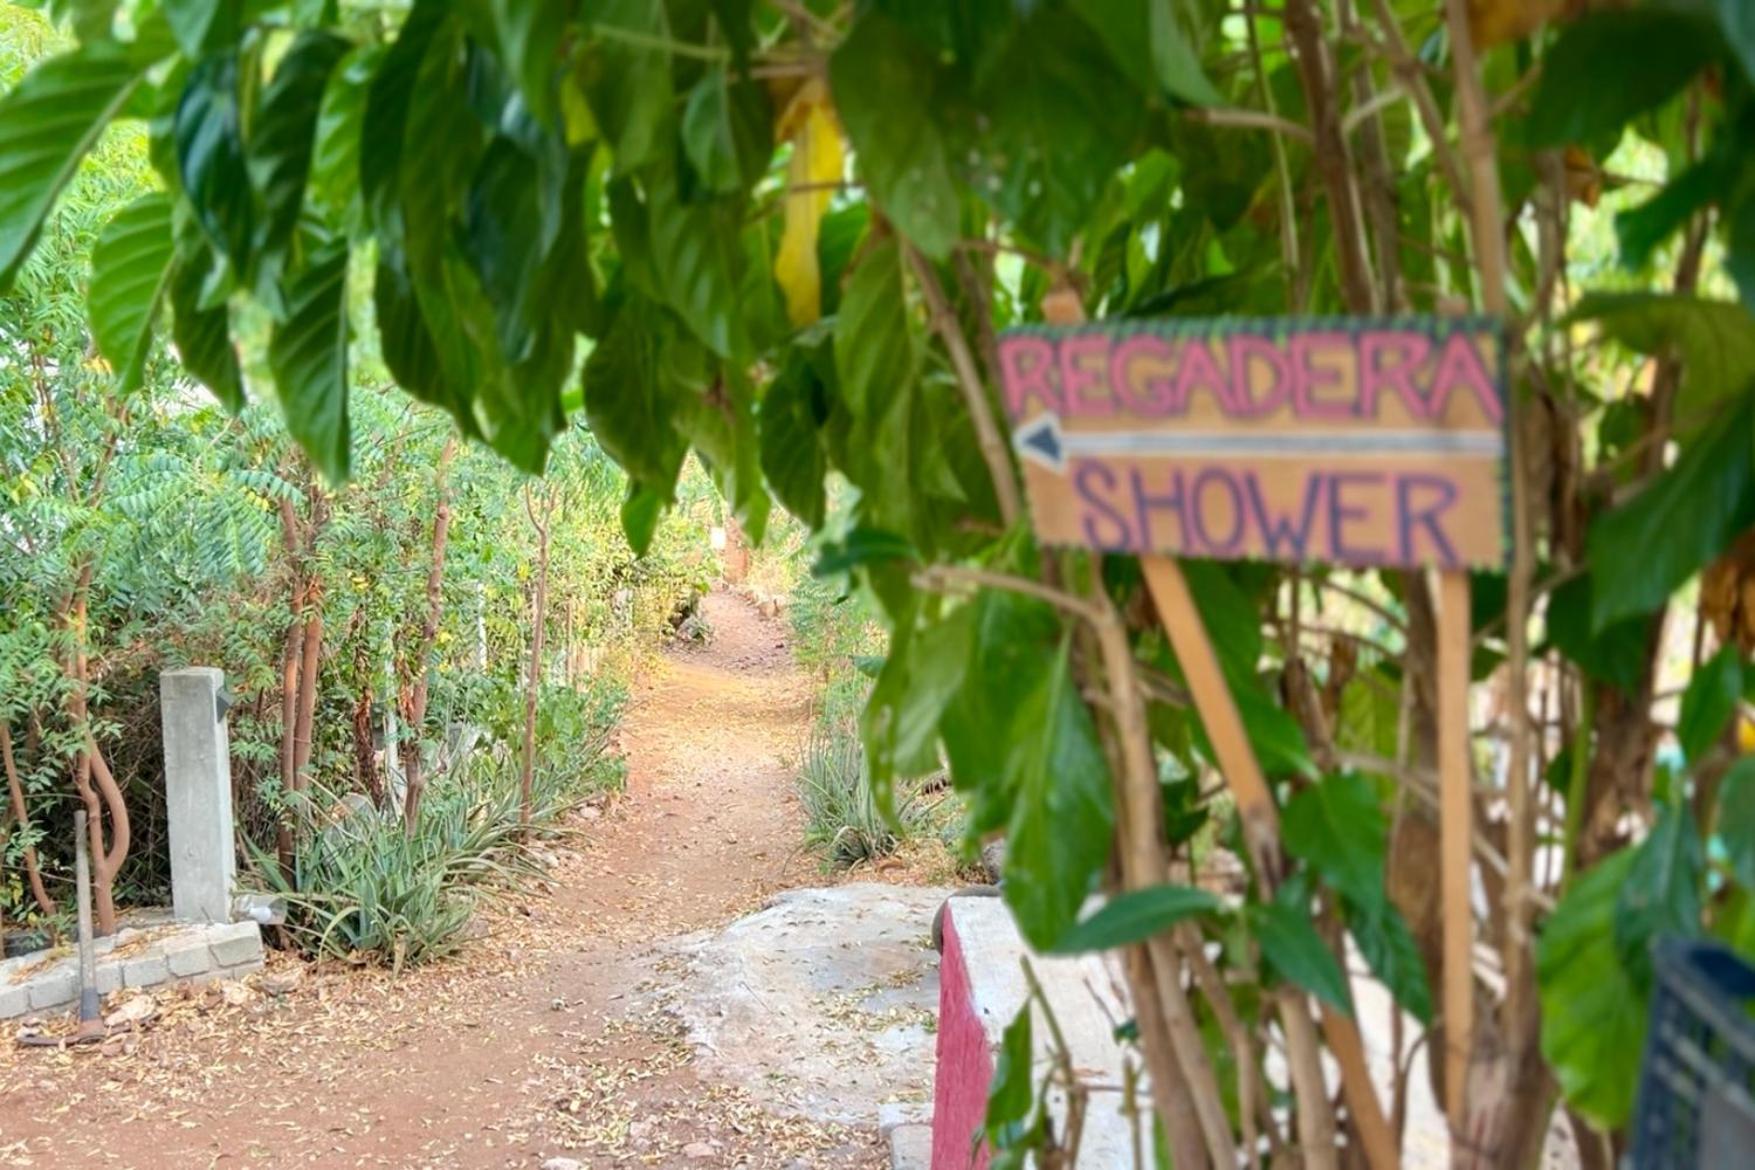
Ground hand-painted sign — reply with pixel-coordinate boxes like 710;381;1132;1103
997;318;1508;570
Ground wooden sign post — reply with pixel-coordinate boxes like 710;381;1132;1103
999;316;1508;1161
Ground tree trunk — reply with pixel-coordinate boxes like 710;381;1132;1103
401;439;456;833
276;496;305;877
520;490;553;827
352;636;383;808
62;572;127;937
0;721;56;917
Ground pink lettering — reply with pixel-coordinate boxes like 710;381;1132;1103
1358;331;1433;420
998;336;1061;418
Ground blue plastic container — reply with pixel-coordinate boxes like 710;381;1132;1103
1629;939;1755;1168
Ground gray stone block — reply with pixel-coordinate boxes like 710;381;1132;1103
163;937;212;979
122;953;169;988
889;1125;932;1170
206;921;263;968
93;961;123;996
0;982;30;1019
27;966;77;1010
878;1102;930;1138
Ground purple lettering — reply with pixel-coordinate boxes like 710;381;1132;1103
1327;471;1385;564
1427;332;1504;424
998;336;1061;418
1131;467;1190;553
1396;473;1460;568
1242;470;1324;561
1358;331;1433;420
1190;468;1245;555
1073;460;1134;549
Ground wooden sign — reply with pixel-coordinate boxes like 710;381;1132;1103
997;318;1509;571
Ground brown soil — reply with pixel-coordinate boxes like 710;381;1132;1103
0;591;897;1169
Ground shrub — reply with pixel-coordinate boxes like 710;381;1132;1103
248;681;623;971
797;713;933;869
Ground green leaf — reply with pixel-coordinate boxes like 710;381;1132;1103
1545;573;1652;693
582;300;688;497
1002;638;1115;950
250;31;351;276
682;66;772;195
976;8;1143;257
580;0;673;175
1251;898;1353;1016
1569;293;1755;435
164;0;237;58
1716;756;1755;890
1282;772;1386;909
1525;10;1718;148
1070;0;1221;107
1616;150;1734;273
475;0;569;122
1538;848;1646;1129
984;1005;1034;1141
621;483;662;555
863;609;971;800
89;193;175;394
0;41;143;291
360;2;444;228
309;46;378;223
1588;391;1755;628
758;352;828;529
1049;885;1221;954
1615;805;1704;992
1714;0;1755;85
1679;646;1744;766
810;526;917;577
176;49;255;269
268;240;351;483
834;235;915;443
168;221;242;411
829;12;961;259
1346;899;1433;1024
646;174;745;358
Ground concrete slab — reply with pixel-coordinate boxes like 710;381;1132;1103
659;884;949;1128
891;1124;933;1170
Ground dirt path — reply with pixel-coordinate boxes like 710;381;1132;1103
0;591;883;1169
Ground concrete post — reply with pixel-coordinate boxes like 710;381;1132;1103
160;667;235;923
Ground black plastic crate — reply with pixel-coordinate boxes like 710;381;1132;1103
1630;939;1755;1168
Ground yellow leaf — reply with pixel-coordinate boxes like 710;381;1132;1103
774;78;845;327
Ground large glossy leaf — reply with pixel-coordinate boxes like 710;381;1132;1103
1525;10;1719;148
474;0;569;122
1283;772;1386;909
829;12;961;259
167;220;242;411
89;193;174;394
582;300;688;497
1716;756;1755;890
1614;805;1704;992
1346;899;1433;1024
1251;898;1353;1016
976;8;1142;256
308;46;377;223
268;240;351;483
1071;0;1221;107
1678;646;1743;766
1049;885;1221;954
1570;293;1755;435
984;1005;1034;1145
862;609;970;801
164;0;236;58
1616;151;1734;273
1538;849;1646;1128
0;41;143;291
250;31;350;275
1588;392;1755;629
176;49;254;270
682;65;772;196
1002;637;1115;950
1545;573;1652;693
1715;0;1755;84
646;175;745;358
360;3;445;227
834;236;914;436
758;352;828;529
579;0;672;174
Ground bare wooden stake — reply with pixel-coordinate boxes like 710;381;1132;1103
1435;567;1475;1133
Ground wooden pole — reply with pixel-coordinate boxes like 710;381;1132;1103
1435;567;1475;1134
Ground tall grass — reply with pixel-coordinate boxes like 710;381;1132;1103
796;713;936;869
